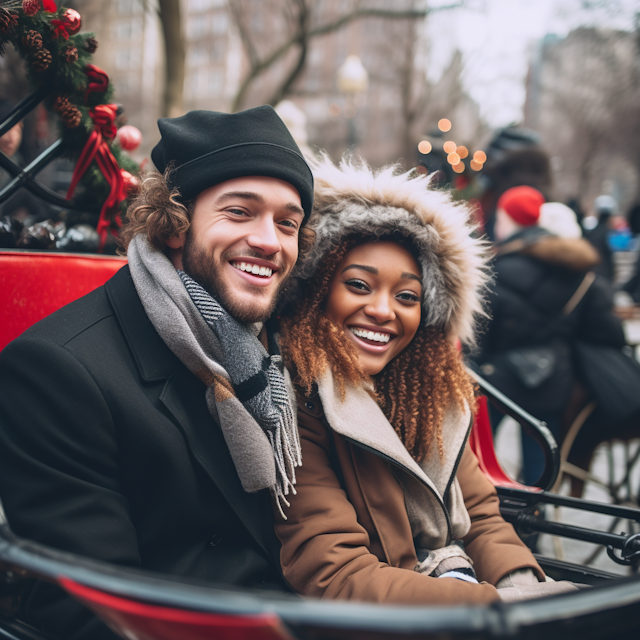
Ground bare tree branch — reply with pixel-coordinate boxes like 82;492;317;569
231;0;465;112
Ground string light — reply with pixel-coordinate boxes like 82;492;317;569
447;152;460;165
473;150;487;163
438;118;452;132
470;159;483;171
456;146;468;159
418;140;432;154
453;162;465;173
443;140;457;154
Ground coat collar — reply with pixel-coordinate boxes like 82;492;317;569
105;265;177;382
316;369;470;502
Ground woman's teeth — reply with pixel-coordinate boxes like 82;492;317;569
350;327;391;343
231;262;273;278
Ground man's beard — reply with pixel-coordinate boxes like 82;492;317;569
181;229;288;324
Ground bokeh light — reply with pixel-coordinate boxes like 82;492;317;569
328;103;341;117
456;146;469;159
418;140;432;154
438;118;452;132
453;162;465;174
443;140;457;154
473;150;487;163
447;152;461;165
470;159;483;171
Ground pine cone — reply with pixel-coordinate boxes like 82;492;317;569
63;46;78;63
61;105;82;128
22;30;43;50
53;96;70;112
0;8;18;34
84;36;98;54
32;48;52;72
22;0;40;17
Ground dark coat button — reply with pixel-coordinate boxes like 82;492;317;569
209;533;223;547
305;401;315;411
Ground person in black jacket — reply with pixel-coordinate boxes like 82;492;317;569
0;106;314;639
473;187;626;486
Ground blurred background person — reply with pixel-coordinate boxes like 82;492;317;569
472;186;625;487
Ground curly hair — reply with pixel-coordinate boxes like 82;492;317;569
280;239;476;462
119;168;315;255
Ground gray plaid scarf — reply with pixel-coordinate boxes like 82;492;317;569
128;235;301;516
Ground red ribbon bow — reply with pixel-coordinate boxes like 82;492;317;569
66;104;124;253
84;64;110;103
50;19;70;40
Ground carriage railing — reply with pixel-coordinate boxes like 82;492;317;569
473;370;640;571
0;88;98;215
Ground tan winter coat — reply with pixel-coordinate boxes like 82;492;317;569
275;371;543;606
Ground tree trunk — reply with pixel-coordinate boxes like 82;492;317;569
158;0;185;118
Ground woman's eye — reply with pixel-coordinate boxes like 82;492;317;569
397;291;420;302
345;279;370;292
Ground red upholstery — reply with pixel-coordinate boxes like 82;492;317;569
60;579;293;640
470;396;540;492
0;251;127;351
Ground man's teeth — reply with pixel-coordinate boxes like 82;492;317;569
231;262;273;278
350;327;391;343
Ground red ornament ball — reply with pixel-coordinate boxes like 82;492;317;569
63;8;82;35
22;0;40;16
116;125;142;152
121;170;140;195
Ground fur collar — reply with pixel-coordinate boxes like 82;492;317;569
294;155;491;346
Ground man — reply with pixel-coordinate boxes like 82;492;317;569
0;106;314;639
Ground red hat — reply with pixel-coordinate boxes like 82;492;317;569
497;186;545;226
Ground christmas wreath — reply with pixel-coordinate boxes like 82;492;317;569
0;0;142;251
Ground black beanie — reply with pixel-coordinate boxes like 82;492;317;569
151;105;313;220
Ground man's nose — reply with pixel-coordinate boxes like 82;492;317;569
364;294;396;323
246;215;281;255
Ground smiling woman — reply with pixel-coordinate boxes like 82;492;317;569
274;154;580;606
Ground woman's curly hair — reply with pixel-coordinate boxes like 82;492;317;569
280;238;476;462
119;168;315;254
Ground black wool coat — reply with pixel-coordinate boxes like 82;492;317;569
0;266;288;640
473;228;626;415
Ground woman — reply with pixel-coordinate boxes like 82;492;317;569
276;156;579;605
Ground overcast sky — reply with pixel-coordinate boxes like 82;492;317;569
425;0;640;128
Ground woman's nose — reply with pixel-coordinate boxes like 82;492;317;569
364;294;396;323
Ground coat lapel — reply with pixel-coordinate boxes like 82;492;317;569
106;266;271;555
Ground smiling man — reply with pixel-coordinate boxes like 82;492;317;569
0;106;313;640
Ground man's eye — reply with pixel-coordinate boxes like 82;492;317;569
345;279;370;292
397;291;420;302
279;219;299;230
228;208;249;217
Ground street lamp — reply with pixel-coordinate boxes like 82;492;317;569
336;55;368;148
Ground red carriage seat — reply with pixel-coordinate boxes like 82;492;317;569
0;250;127;351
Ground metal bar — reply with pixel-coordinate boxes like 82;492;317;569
0;86;50;138
502;509;640;551
469;367;560;490
0;144;97;214
0;139;65;204
498;486;640;523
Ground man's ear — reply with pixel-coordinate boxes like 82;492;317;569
166;232;186;249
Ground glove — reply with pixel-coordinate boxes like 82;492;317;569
497;568;587;603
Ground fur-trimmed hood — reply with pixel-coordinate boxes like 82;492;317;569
292;155;491;345
497;227;601;272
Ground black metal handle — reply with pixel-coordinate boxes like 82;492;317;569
468;367;561;491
